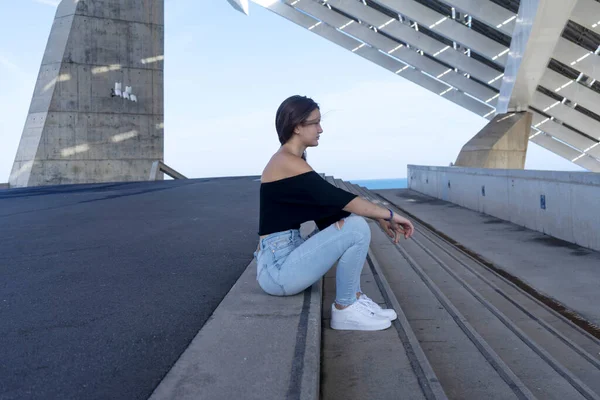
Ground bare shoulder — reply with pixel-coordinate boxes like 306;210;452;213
262;152;313;183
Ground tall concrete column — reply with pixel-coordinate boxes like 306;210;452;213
455;112;531;169
9;0;164;187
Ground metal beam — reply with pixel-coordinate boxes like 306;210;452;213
371;0;509;65
573;155;600;172
227;0;249;15
234;0;600;170
545;142;600;172
570;0;600;35
353;45;493;115
256;1;493;117
553;38;600;83
531;92;600;137
435;0;516;36
294;1;497;103
589;145;600;159
539;69;600;117
530;133;582;161
530;110;597;152
327;0;503;88
496;0;578;114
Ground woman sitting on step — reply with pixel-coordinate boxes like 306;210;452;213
255;95;414;331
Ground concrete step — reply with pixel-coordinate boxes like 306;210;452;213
148;224;321;400
357;185;600;399
324;175;336;186
157;173;599;400
321;178;447;399
349;183;371;201
375;188;600;331
320;258;433;399
368;210;525;399
333;178;346;192
147;176;393;400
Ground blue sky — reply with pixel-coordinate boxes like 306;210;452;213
0;0;584;182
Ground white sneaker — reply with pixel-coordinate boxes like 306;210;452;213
359;294;397;321
330;301;392;331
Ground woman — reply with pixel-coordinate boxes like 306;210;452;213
255;95;414;331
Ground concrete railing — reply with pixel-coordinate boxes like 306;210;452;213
408;165;600;252
149;161;187;181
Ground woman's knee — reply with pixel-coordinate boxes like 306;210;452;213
343;215;371;241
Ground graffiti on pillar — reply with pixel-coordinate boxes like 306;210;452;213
111;82;138;102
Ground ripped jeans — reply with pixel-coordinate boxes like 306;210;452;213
253;215;371;306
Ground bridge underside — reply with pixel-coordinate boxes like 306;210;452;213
232;0;600;171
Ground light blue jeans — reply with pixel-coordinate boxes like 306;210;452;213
253;215;371;306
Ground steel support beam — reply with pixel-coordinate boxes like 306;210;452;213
227;0;250;15
328;0;503;88
571;0;600;35
247;1;494;117
531;92;600;136
530;111;598;152
295;1;496;104
553;38;600;84
371;0;509;65
435;0;516;36
539;69;600;117
496;0;578;114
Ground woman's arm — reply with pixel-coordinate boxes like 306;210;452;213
281;155;413;240
343;196;392;220
344;197;414;242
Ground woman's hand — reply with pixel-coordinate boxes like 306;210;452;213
377;219;396;240
378;213;414;243
391;213;414;241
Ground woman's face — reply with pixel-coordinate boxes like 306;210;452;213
294;108;323;147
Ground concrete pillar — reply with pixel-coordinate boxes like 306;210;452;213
9;0;164;187
454;112;531;169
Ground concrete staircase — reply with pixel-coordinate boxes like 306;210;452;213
326;176;600;400
149;175;600;400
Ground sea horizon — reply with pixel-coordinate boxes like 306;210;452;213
348;178;408;190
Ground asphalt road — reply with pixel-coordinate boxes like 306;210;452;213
0;177;261;400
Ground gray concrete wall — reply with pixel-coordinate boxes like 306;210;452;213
408;165;600;251
9;0;164;187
